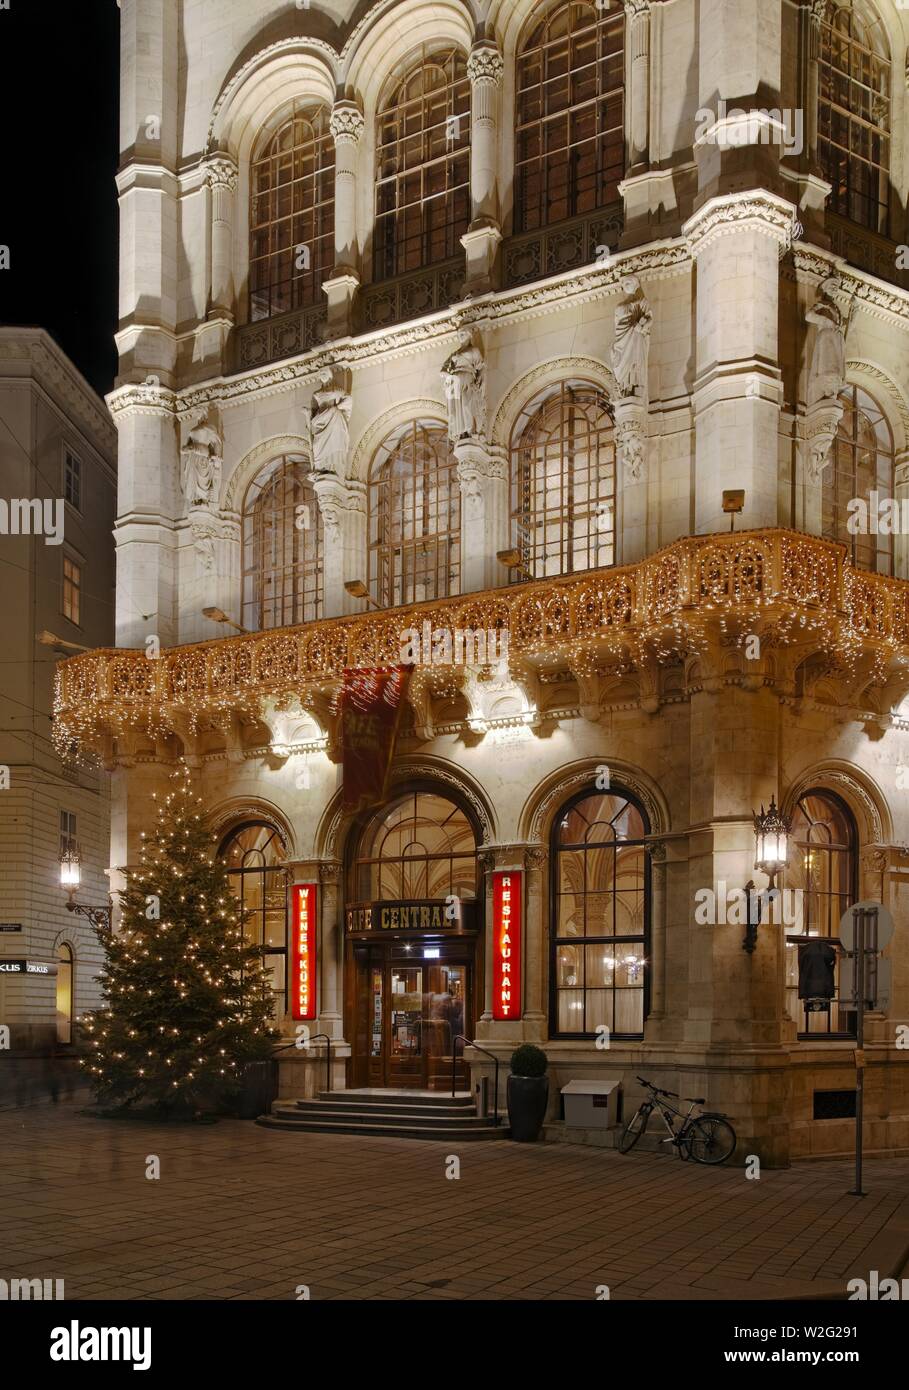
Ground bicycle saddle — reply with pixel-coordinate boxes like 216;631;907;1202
684;1096;705;1105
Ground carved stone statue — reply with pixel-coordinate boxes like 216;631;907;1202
310;369;352;477
611;274;652;399
806;276;847;406
180;410;223;510
441;330;486;443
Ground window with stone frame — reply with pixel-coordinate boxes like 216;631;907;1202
510;381;616;579
249;104;335;322
241;456;323;631
368;419;460;608
821;385;893;574
784;789;858;1038
816;0;891;236
219;822;289;1021
551;787;649;1039
514;0;625;235
374;46;471;281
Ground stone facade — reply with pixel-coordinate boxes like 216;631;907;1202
62;0;909;1162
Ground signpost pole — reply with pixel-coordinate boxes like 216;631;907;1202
848;905;872;1198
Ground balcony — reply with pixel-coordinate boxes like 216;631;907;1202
54;528;909;759
361;258;465;331
826;212;909;293
503;206;623;288
233;303;328;371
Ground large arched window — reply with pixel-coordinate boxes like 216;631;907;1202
56;943;74;1045
510;382;616;579
374;47;471;280
785;789;858;1037
242;455;323;631
220;822;289;1019
822;385;893;573
817;1;890;235
249;104;335;322
353;790;478;903
515;0;625;234
368;420;460;607
551;787;649;1038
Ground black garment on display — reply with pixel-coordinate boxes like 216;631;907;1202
797;939;837;999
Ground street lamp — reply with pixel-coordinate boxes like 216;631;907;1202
202;606;248;634
744;798;791;953
344;579;382;610
59;844;113;931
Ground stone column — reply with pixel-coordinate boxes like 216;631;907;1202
801;397;843;537
474;845;535;1047
278;858;349;1097
205;156;238;320
454;440;509;592
646;839;667;1024
317;860;344;1041
323;101;364;339
613;397;648;563
522;846;547;1039
311;475;367;617
462;42;505;295
894;450;909;581
624;0;651;173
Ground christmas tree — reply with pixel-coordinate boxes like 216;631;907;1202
82;761;278;1114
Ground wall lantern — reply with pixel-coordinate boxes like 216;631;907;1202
59;844;82;894
744;798;791;954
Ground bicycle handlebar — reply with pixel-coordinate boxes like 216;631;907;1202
636;1075;678;1098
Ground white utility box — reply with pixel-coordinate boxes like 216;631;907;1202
561;1078;623;1129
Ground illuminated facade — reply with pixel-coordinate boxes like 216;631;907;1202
58;0;909;1163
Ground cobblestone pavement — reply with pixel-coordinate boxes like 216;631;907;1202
2;1102;908;1301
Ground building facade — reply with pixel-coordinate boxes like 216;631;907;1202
0;329;117;1052
55;0;909;1162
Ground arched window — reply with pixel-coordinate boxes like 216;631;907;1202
515;0;625;234
817;1;890;235
368;420;460;607
219;822;289;1019
56;943;74;1045
374;47;471;280
242;455;323;631
353;791;478;903
510;382;616;579
249;104;335;322
551;787;649;1038
785;789;858;1037
822;385;894;573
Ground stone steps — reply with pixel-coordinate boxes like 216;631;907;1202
256;1088;510;1141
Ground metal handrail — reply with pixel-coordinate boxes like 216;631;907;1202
452;1035;501;1125
273;1032;333;1093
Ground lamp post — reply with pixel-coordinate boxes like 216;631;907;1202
745;798;790;953
59;845;113;931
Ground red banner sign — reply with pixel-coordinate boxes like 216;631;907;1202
291;883;317;1021
338;666;411;813
492;870;522;1021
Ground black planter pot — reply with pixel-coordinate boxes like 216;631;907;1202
507;1074;550;1142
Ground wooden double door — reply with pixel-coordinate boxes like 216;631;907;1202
348;937;478;1090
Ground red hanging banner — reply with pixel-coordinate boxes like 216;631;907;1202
291;883;317;1021
492;870;522;1021
337;665;411;813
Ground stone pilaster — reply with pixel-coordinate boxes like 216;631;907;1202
645;839;667;1026
324;101;364;338
894;450;909;581
462;42;505;295
624;0;651;173
311;474;367;617
277;858;349;1097
522;846;547;1038
205;156;237;319
612;396;649;562
453;439;509;592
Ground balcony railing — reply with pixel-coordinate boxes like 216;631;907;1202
503;206;623;288
54;529;909;755
233;303;328;371
361;258;466;331
826;213;909;292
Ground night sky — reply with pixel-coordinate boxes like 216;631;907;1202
0;1;120;399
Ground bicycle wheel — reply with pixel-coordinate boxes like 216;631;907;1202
618;1105;650;1153
687;1115;737;1165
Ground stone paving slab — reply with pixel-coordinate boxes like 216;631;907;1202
1;1103;908;1301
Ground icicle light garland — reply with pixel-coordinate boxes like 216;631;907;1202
52;529;909;759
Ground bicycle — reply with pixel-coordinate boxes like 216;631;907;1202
618;1076;737;1164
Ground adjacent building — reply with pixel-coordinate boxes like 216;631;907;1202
55;0;909;1161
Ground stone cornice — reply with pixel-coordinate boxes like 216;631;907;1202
791;245;909;329
683;191;799;255
0;330;116;457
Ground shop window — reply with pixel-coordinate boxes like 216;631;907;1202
219;822;289;1019
368;420;460;608
249;104;335;322
510;381;616;579
822;386;893;574
374;46;470;280
817;1;890;236
241;455;322;631
785;789;858;1037
551;787;649;1038
515;0;625;234
56;943;74;1045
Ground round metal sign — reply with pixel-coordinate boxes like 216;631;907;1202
838;901;893;951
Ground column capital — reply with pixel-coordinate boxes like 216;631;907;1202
623;0;651;18
204;155;238;192
330;100;365;145
467;41;504;86
683;190;800;257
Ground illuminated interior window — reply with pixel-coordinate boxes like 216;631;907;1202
817;1;890;235
242;456;323;631
368;420;460;608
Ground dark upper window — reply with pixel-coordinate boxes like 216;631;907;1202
368;419;460;608
64;449;82;510
514;0;624;235
551;787;649;1039
249;104;335;321
242;456;323;631
817;1;890;235
822;385;893;574
374;47;471;280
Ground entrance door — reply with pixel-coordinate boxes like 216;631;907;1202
349;942;474;1089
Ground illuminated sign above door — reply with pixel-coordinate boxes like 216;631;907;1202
345;900;474;934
